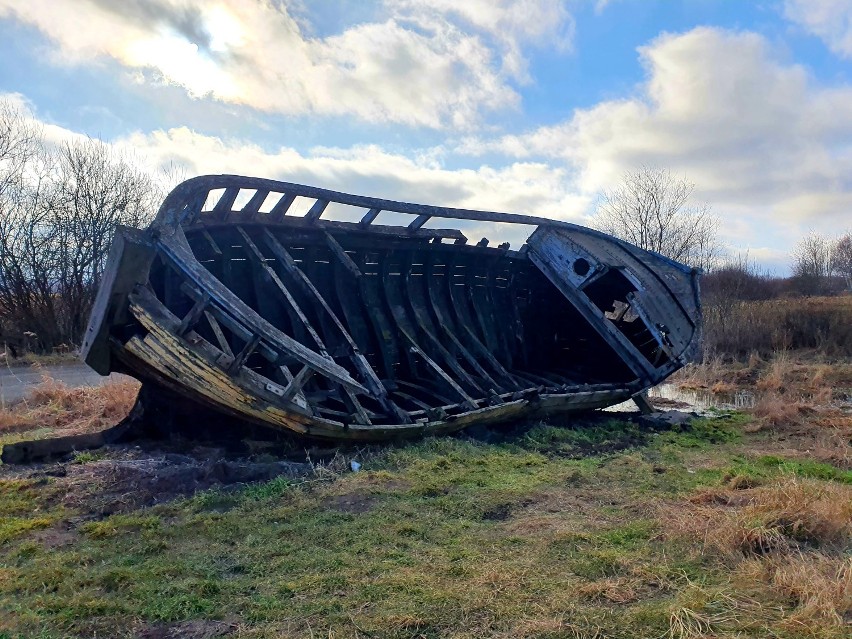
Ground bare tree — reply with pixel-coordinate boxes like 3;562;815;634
51;139;159;340
593;166;719;270
832;232;852;291
792;232;834;295
0;100;41;196
0;99;160;352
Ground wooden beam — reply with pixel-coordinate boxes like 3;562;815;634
408;214;430;230
241;189;269;216
282;364;315;401
157;232;367;393
400;255;488;395
359;207;381;226
235;226;329;358
262;228;410;424
177;292;209;335
212;187;240;221
380;256;477;410
324;232;362;279
268;193;296;221
304;198;328;221
195;214;466;242
204;310;233;357
200;229;223;257
228;333;261;375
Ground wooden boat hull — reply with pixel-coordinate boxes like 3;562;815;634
81;175;701;441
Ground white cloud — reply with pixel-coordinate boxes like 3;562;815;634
784;0;852;58
387;0;573;80
0;0;574;129
118;125;586;223
458;27;852;253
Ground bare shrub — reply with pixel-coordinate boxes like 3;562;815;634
700;297;852;358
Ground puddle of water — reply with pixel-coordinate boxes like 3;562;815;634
606;382;852;415
649;384;756;411
603;384;754;414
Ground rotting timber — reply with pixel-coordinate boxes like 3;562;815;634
79;174;702;442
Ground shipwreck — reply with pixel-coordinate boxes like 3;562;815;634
79;174;701;442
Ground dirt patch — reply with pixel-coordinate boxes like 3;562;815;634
324;492;378;514
2;445;311;517
29;525;79;549
504;487;629;536
137;620;237;639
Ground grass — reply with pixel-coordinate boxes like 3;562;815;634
702;295;852;357
0;360;849;638
0;351;80;368
0;376;139;446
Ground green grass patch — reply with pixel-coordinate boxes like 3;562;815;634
0;516;52;545
0;408;845;638
727;454;852;484
80;514;161;539
519;418;653;455
71;450;105;464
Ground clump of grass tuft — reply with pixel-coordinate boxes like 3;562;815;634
520;419;648;456
727;455;852;484
751;391;809;429
668;476;851;557
737;553;852;631
0;516;53;544
0;375;139;441
81;514;161;539
756;350;793;392
71;450;105;464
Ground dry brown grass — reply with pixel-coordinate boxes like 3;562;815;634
750;392;811;430
755;350;793;391
737;554;852;631
0;375;139;438
670;477;851;557
704;295;852;357
709;381;736;394
660;476;852;636
666;583;773;639
573;577;639;604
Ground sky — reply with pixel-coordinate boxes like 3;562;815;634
2;0;852;273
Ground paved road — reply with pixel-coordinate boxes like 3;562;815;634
0;363;133;405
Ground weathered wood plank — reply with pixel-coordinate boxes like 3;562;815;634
380;256;477;409
81;226;157;374
228;333;261;375
426;254;519;389
359;207;381;226
527;241;655;383
204;310;233;357
269;193;296;221
177;292;209;336
156;230;366;391
212;187;240;221
304;198;329;221
324;232;362;280
242;189;269;216
262;228;410;423
235;226;329;358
